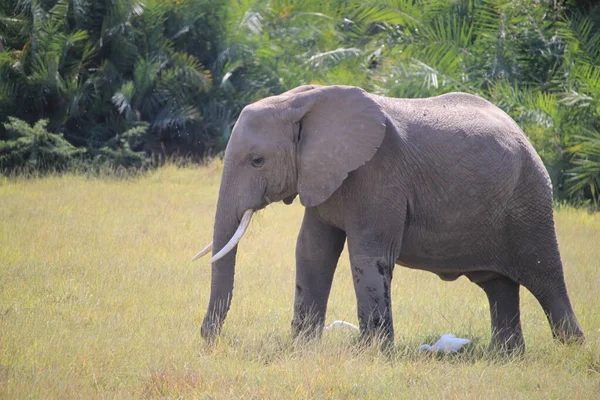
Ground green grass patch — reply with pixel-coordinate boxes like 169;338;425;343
1;163;599;398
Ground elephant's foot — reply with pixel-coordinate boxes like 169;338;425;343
358;311;394;351
201;318;222;343
291;305;325;340
489;329;525;356
357;309;394;345
549;313;585;344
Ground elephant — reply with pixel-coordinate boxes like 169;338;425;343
193;84;584;353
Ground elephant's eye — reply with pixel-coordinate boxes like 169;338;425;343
250;154;265;168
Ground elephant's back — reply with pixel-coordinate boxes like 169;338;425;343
380;92;527;145
407;92;550;197
378;92;544;190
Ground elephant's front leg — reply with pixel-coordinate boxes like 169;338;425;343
348;250;395;344
292;208;346;339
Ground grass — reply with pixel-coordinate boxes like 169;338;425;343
1;162;599;399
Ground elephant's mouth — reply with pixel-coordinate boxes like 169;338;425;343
259;192;297;208
283;193;297;205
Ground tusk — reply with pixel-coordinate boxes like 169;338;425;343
209;209;253;264
191;242;213;261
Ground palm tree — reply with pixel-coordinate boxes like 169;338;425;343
0;0;219;167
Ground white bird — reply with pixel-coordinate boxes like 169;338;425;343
418;334;470;353
324;320;359;331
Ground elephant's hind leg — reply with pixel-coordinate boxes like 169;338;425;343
518;260;584;344
507;201;584;344
471;274;524;353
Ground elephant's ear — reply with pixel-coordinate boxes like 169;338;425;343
288;85;387;207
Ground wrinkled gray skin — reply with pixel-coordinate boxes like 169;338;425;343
202;85;584;352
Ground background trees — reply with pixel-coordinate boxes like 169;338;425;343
1;0;599;205
1;0;223;169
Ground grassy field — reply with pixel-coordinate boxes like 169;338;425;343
1;163;599;399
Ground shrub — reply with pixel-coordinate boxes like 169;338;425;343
0;117;85;173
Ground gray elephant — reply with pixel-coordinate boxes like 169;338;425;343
194;85;584;352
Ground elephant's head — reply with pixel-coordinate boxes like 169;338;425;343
195;85;387;339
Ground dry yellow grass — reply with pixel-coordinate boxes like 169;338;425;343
1;162;599;399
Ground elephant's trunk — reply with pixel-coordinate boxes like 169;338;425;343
200;186;245;340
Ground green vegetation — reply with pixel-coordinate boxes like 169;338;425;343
0;0;227;163
0;164;598;398
0;117;84;171
1;0;600;204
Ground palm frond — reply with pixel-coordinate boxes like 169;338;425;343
352;1;422;29
304;47;362;68
240;9;263;35
559;10;600;64
151;103;200;130
111;80;136;119
48;0;68;24
170;52;212;93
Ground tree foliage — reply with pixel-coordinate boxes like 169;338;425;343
0;0;225;166
0;117;84;171
1;0;599;205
